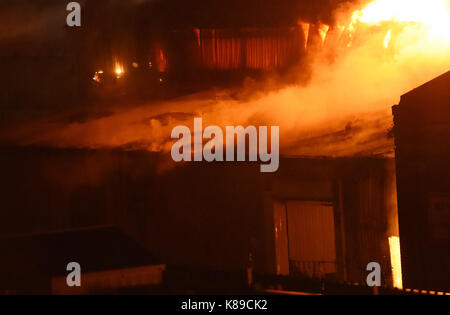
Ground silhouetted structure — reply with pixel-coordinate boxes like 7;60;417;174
393;70;450;291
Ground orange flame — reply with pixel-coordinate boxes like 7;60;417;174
318;23;330;45
298;21;310;48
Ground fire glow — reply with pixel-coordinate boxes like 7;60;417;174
346;0;450;47
114;62;124;79
389;236;403;290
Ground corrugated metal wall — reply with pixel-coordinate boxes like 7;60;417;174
170;27;306;72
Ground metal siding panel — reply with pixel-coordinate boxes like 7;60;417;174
286;201;336;277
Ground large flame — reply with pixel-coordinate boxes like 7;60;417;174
356;0;450;32
347;0;450;46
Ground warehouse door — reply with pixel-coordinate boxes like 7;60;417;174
274;201;337;279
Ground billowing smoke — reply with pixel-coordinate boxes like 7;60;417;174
2;0;450;158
